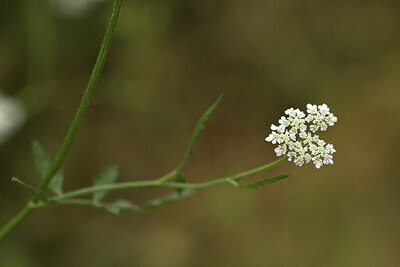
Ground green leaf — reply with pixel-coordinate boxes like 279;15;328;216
240;174;289;189
176;95;222;172
31;140;64;195
49;172;64;195
140;189;196;212
104;199;139;215
186;94;222;156
175;174;187;194
92;166;118;202
32;141;52;179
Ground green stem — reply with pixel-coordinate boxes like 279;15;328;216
52;156;288;201
53;199;98;206
37;0;122;192
0;205;36;241
50;199;144;213
0;0;123;243
54;181;160;200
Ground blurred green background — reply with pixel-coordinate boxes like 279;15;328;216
1;0;400;266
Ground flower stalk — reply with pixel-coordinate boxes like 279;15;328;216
50;155;288;202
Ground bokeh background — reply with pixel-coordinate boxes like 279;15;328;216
1;0;400;266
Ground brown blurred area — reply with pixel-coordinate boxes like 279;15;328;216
1;0;400;266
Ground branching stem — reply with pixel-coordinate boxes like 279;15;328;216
0;0;123;242
37;0;122;192
51;156;288;201
0;0;290;244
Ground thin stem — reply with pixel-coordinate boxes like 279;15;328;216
166;155;288;189
0;0;123;243
52;156;288;201
54;180;160;201
0;205;35;242
53;170;176;200
54;199;100;207
230;155;288;180
50;199;144;213
37;0;122;192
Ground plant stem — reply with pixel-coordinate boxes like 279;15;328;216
0;0;123;243
54;180;161;200
52;156;288;201
37;0;122;192
53;199;98;206
0;205;35;241
49;199;145;214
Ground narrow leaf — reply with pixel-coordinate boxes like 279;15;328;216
240;174;289;189
11;177;38;196
31;140;64;195
92;166;118;202
32;140;52;179
49;172;64;195
140;189;196;212
104;199;139;215
179;95;223;168
187;94;222;156
175;174;187;194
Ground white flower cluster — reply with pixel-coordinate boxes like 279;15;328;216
265;104;337;168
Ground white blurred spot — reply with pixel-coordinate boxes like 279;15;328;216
0;92;25;144
49;0;109;17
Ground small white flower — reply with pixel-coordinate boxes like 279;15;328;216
265;132;277;144
299;131;307;139
314;160;323;169
307;104;318;114
305;103;337;133
285;108;296;117
278;116;290;127
265;103;337;169
320;122;328;131
274;145;287;156
326;144;336;154
271;123;285;133
326;113;338;126
323;155;333;165
309;124;318;132
304;153;312;163
317;139;326;147
318;104;330;115
295;109;306;118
